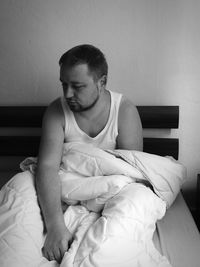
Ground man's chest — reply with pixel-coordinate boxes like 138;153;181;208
74;111;110;138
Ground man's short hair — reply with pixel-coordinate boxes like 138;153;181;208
59;44;108;81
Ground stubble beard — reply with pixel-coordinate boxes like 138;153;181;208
68;90;101;113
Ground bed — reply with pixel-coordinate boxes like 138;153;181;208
0;105;199;267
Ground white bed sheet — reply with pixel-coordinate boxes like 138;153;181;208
0;172;199;267
153;193;200;267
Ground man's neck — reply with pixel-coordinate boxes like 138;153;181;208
76;89;110;120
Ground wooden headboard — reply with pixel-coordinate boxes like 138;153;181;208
0;105;179;159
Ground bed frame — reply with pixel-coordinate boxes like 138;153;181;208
0;105;179;187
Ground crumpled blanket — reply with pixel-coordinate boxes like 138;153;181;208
0;143;186;267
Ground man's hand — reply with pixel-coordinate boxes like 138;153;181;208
42;222;73;263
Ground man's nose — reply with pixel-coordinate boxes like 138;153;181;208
64;86;74;98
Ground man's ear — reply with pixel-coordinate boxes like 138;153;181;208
100;75;107;88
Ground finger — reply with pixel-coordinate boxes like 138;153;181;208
42;246;49;260
42;246;55;262
59;246;66;261
47;251;55;262
59;241;69;261
53;247;62;264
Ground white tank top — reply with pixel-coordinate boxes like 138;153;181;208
61;90;122;150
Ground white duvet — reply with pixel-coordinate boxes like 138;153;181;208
0;143;186;267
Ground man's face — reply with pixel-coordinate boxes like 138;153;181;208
60;64;101;112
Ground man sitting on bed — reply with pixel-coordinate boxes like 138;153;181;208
36;44;143;263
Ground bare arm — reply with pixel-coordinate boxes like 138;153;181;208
35;98;72;263
117;96;143;150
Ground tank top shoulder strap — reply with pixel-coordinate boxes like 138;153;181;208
60;97;72;136
108;90;123;134
109;90;122;110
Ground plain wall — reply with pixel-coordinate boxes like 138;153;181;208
0;0;200;208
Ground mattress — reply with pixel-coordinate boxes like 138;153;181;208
153;193;200;267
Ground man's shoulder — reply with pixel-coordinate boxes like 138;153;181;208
117;95;143;150
48;97;62;110
118;95;141;128
43;97;64;126
119;95;137;114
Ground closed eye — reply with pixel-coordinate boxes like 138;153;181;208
72;85;85;90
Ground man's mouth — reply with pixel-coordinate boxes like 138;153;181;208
66;99;77;104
